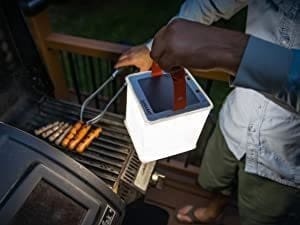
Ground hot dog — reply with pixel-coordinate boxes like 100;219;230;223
62;121;83;147
68;124;91;150
76;127;102;153
34;121;59;136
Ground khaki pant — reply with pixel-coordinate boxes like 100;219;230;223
198;123;300;225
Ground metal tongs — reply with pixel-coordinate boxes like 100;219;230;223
80;67;135;125
80;63;186;125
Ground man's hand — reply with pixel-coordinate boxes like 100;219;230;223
150;19;249;75
114;44;153;71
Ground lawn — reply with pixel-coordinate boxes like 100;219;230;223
48;0;246;113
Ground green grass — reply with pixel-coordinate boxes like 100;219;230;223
49;0;246;113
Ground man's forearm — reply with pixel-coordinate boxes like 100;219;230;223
211;30;249;75
150;19;249;73
150;18;299;111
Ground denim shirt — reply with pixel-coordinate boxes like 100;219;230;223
174;0;300;188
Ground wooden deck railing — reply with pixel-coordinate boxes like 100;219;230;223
28;10;230;97
28;8;231;175
46;33;130;60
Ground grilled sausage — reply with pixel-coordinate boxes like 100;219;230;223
62;121;83;147
68;124;91;150
55;126;72;146
42;122;64;138
34;121;59;136
76;127;102;153
49;123;69;142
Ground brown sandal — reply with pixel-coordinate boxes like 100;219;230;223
176;206;206;224
176;206;224;224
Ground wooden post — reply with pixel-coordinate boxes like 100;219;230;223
28;10;69;99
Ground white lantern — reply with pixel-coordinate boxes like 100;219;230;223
125;70;213;163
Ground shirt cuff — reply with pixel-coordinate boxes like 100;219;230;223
232;36;293;94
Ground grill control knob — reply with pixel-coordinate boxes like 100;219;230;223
151;172;166;190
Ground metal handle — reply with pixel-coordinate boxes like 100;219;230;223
80;69;126;125
151;63;187;111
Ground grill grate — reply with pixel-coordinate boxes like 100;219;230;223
24;97;136;189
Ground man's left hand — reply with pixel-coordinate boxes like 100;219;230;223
150;18;249;75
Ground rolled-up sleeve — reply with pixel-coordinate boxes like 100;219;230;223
176;0;247;25
233;36;300;112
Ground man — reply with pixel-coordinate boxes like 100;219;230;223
115;1;300;224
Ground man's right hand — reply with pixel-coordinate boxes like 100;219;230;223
114;44;153;71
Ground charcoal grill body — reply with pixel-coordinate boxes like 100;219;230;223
0;1;149;224
0;122;124;225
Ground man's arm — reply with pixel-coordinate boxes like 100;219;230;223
116;0;248;70
150;18;249;73
150;19;299;112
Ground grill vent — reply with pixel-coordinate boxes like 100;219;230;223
118;183;141;204
121;151;141;187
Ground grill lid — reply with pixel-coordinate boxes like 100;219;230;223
0;122;125;225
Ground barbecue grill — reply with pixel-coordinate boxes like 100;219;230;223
0;1;155;225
